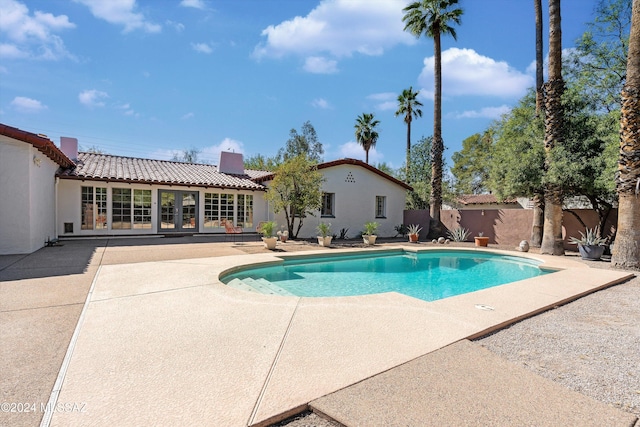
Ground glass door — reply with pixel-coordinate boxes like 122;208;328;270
159;190;198;232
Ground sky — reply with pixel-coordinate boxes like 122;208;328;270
0;0;603;170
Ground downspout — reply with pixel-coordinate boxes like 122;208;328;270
55;177;59;238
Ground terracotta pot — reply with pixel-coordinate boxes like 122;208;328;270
317;236;332;247
474;236;489;247
363;235;377;245
262;237;277;250
408;233;419;243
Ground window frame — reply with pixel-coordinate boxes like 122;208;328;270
375;195;386;219
321;192;335;217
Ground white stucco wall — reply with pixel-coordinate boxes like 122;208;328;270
57;179;266;235
0;136;58;254
269;164;407;239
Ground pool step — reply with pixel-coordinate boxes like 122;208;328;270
226;277;294;296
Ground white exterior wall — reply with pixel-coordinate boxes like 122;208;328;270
0;136;58;254
57;179;266;235
270;164;407;239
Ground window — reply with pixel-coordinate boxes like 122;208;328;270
204;193;221;228
81;186;94;230
237;194;253;228
375;196;386;218
81;186;107;230
133;189;152;229
321;193;335;217
112;188;132;229
220;194;234;225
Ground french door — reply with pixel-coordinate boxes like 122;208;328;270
159;190;198;232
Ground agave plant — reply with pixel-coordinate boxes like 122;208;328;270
568;227;607;246
407;224;422;235
447;227;470;242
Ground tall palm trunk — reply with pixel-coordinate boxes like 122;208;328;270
612;0;640;270
406;120;411;181
531;0;545;247
540;0;565;255
430;24;443;223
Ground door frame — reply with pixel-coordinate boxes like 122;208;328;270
158;190;199;232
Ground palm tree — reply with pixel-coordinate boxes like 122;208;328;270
354;113;380;164
403;0;463;223
531;0;544;247
395;86;423;182
612;0;640;270
540;0;565;255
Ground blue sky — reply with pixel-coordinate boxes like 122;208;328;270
1;0;601;170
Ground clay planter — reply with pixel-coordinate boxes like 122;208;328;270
474;236;489;247
317;236;332;247
408;233;419;243
262;237;277;250
362;235;377;245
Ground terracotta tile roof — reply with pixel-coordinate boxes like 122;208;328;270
0;123;74;168
57;152;266;191
457;194;517;205
254;158;413;191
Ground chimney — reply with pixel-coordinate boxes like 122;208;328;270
218;151;244;175
60;137;78;161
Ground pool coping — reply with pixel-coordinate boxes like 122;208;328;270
47;246;635;427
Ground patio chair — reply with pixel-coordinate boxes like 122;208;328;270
223;220;243;242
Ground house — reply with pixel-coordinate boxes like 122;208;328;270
0;123;411;254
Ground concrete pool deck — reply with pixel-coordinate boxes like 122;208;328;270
1;238;636;426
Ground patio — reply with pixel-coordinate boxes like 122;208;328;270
0;237;637;427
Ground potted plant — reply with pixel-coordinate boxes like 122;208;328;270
316;222;332;247
260;221;278;250
407;224;422;243
569;227;607;260
362;221;379;245
474;232;489;247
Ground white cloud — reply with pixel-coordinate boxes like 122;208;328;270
367;92;397;111
166;20;185;32
253;0;414;72
303;56;338;74
78;89;109;108
338;141;383;164
181;112;194;120
311;98;331;109
202;138;244;164
10;96;47;113
418;48;534;98
180;0;206;10
72;0;161;33
191;42;213;54
453;105;511;119
0;0;75;60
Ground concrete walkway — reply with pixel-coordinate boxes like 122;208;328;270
1;237;636;427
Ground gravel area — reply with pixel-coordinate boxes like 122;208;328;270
270;243;639;426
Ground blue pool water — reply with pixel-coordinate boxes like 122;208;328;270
221;249;551;302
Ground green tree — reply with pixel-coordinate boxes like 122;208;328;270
264;155;324;239
405;136;433;210
403;0;463;224
395;86;423;181
375;162;398;177
612;0;640;270
171;148;204;163
354;113;380;164
566;0;632;113
243;154;278;171
451;131;493;195
277;121;323;163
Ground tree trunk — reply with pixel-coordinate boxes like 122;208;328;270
540;0;564;255
534;0;544;116
612;0;640;269
530;191;544;247
430;27;443;222
406;119;411;182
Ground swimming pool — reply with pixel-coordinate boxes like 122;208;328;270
221;249;552;302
